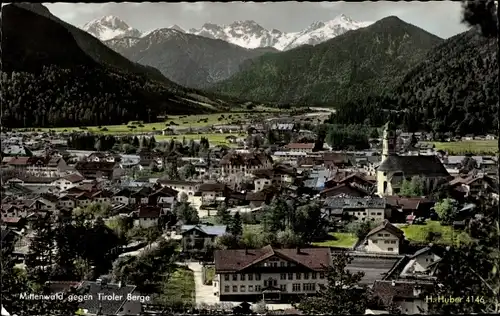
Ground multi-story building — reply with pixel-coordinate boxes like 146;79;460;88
220;151;272;177
213;245;331;302
357;220;405;254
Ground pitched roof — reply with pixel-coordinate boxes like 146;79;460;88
377;155;449;177
323;197;386;209
385;196;434;211
62;173;85;183
137;206;161;218
181;225;227;236
214;245;331;273
198;183;227;192
78;281;136;315
285;143;315;150
366;220;404;239
372;280;434;306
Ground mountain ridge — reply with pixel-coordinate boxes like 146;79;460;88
1;4;234;129
210;16;444;106
104;28;279;89
82;14;372;51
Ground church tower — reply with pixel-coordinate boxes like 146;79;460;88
377;121;396;196
382;121;396;160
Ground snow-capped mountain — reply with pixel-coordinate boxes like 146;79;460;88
82;15;142;41
84;14;371;51
188;14;372;50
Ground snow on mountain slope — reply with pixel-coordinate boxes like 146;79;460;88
188;14;372;50
85;14;371;51
82;15;142;41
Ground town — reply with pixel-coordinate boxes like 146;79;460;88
1;108;498;315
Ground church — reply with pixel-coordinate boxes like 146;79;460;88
376;122;450;196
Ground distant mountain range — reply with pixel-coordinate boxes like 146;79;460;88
210;16;444;106
81;14;372;51
1;4;235;128
104;29;278;89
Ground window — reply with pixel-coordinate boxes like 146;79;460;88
388;248;394;251
391;240;397;244
256;274;261;281
273;280;277;286
292;284;301;292
303;283;316;291
232;274;238;281
248;274;253;281
378;233;383;237
430;258;435;262
312;272;317;279
264;280;268;287
280;284;287;291
373;240;378;244
224;275;229;281
255;285;261;292
296;273;301;280
377;212;382;215
224;286;230;293
280;262;285;267
288;273;293;280
273;262;278;267
233;285;237;292
249;285;254;292
385;234;390;237
280;273;286;280
240;285;246;292
304;273;309;280
320;273;325;279
240;274;245;281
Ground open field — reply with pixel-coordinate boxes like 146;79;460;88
156;133;245;147
399;221;472;245
428;140;497;154
25;109;287;134
312;233;358;248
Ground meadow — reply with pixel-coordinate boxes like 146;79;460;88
429;140;497;154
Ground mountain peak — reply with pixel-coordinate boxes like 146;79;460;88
169;24;185;33
83;15;142;41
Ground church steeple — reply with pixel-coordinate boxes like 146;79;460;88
382;121;396;160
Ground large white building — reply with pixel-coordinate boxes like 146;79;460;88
213;246;331;302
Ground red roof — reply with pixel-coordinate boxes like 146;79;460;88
215;245;331;273
285;143;315;150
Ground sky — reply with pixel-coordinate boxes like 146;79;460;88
44;1;469;39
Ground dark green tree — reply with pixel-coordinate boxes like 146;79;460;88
230;212;243;237
216;202;232;225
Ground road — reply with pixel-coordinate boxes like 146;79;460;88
187;262;219;305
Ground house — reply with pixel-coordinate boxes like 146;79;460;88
75;161;121;180
198;183;229;206
1;228;18;249
284;143;315;153
358;220;405;254
371;280;434;314
87;152;120;163
448;174;498;197
213;245;331;302
148;186;178;211
385;197;435;223
322;197;387;224
180;224;227;252
112;188;134;205
157;179;201;198
398;246;443;278
132;206;162;229
327;173;375;193
220;151;272;177
377;123;450;196
78;279;143;315
320;183;371;198
52;173;85;191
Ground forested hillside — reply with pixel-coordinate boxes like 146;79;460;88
330;28;498;135
106;30;278;89
1;4;229;128
210;16;442;106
